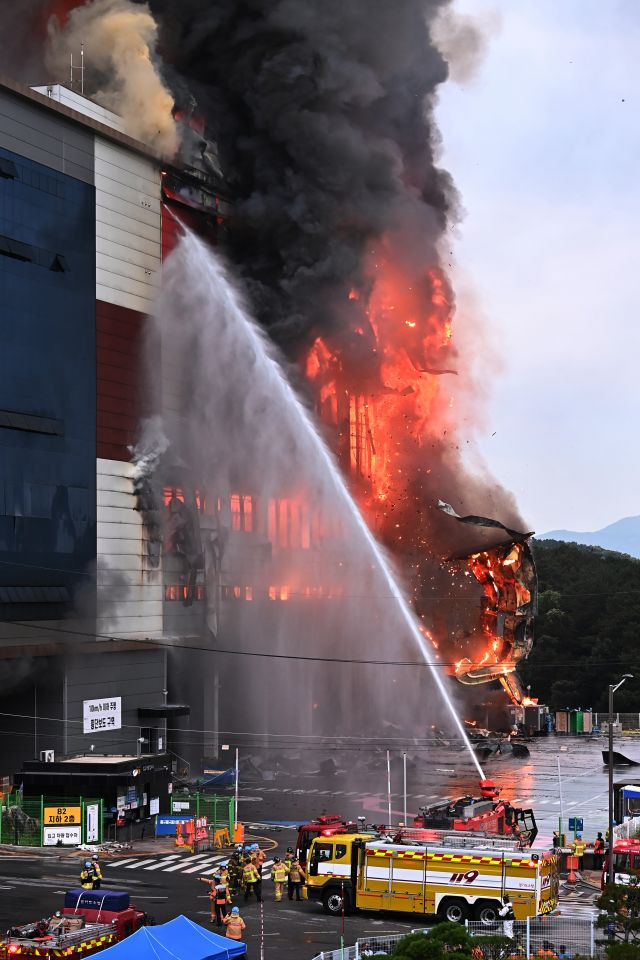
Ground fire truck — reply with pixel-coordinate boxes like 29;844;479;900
0;889;148;959
305;832;558;922
414;780;538;847
601;838;640;888
296;814;356;866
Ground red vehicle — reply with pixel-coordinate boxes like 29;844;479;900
601;838;640;888
0;889;148;959
296;815;356;866
413;780;538;847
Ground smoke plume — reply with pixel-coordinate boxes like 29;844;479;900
141;0;463;346
45;0;178;155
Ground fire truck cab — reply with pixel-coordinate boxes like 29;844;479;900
602;838;640;888
296;814;356;866
306;832;558;923
0;889;148;959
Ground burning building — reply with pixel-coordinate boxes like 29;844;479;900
0;0;537;779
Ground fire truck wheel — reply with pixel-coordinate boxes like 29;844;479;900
438;898;470;924
323;889;349;915
473;900;501;924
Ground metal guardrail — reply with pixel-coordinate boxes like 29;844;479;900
310;918;603;960
614;814;640;839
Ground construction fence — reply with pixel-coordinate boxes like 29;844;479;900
594;713;640;732
170;793;235;835
0;795;104;847
310;918;606;960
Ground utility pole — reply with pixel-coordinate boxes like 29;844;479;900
556;755;564;841
608;674;633;881
386;750;391;828
403;752;407;827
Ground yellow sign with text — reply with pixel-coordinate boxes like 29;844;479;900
44;806;82;825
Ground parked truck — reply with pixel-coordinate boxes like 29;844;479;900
305;832;558;922
0;888;148;959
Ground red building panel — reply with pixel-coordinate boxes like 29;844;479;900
96;300;147;462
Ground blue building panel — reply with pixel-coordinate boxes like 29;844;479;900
0;145;96;618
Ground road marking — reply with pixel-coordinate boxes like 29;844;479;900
197;857;229;874
126;895;169;900
124;858;160;869
163;854;214;872
109;858;137;867
181;857;226;874
144;856;183;870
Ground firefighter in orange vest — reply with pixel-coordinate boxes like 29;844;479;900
223;906;246;941
271;857;288;901
243;856;263;902
594;832;605;870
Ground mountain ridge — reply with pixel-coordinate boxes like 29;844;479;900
538;514;640;558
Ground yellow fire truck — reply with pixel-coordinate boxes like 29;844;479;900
306;833;558;923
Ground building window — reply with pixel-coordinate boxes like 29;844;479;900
163;486;184;507
165;583;205;602
229;493;254;532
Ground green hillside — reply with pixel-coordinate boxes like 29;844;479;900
520;539;640;710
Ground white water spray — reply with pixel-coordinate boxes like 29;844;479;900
152;229;484;779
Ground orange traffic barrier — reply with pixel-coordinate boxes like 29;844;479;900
566;854;579;884
214;828;230;848
233;823;245;843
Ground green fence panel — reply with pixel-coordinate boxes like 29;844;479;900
170;793;234;835
0;795;105;847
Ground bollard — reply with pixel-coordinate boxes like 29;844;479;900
566;854;579;884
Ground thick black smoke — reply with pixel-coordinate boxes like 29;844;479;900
0;1;51;83
143;0;457;352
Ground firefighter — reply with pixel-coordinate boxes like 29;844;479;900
212;874;231;926
594;832;605;870
287;857;305;901
253;843;266;869
498;894;515;939
227;852;244;896
91;854;103;889
271;857;288;901
223;906;246;942
284;846;295;898
243;856;263;902
571;834;587;870
80;860;95;890
218;862;231;887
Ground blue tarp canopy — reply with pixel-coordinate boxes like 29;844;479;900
99;915;246;959
623;785;640;799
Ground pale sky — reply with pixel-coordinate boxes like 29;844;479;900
437;0;640;533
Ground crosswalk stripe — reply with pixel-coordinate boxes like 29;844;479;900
124;858;159;869
181;857;226;875
164;854;214;873
196;857;228;875
108;858;136;868
144;856;183;871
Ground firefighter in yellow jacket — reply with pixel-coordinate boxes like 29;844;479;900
243;856;263;902
571;834;587;870
271;857;288;901
80;860;95;890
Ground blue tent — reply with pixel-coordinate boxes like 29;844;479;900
99;914;246;959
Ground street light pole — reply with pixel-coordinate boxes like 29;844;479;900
608;674;633;882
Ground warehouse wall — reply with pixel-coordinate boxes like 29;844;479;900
0;86;94;185
95;138;161;315
64;647;166;755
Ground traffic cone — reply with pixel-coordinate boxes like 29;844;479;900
566;855;578;884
